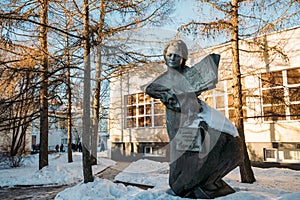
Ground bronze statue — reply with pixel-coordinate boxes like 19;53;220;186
145;40;241;199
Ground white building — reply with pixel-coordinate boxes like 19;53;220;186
108;26;300;163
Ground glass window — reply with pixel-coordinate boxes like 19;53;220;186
125;93;165;128
216;96;225;109
261;68;300;121
263;105;286;121
127;106;136;116
127;95;136;105
290;104;300;120
228;109;235;122
204;79;248;123
287;68;300;84
138;106;144;115
145;95;152;103
228;108;247;123
145;116;152;127
262;88;285;105
126;118;136;128
138;117;144;127
261;71;283;88
287;70;300;121
144;145;166;156
227;93;246;107
145;104;151;115
289;86;300;102
138;93;144;104
265;149;276;159
228;94;234;107
61;138;67;145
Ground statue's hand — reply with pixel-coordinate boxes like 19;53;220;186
165;93;181;112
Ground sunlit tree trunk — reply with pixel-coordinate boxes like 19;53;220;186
231;0;255;183
91;0;106;166
39;0;49;170
82;0;93;183
64;0;73;163
91;51;100;165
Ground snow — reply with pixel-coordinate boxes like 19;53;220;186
0;152;115;187
1;152;300;200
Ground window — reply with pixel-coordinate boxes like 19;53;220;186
261;71;286;121
287;68;300;84
265;149;276;159
144;146;166;157
261;71;283;88
227;92;247;122
125;93;165;128
203;81;228;115
261;68;300;121
203;79;247;123
61;138;67;145
287;68;300;120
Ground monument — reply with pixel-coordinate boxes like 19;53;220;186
145;40;241;199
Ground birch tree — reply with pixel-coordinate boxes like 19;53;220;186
90;0;105;165
82;0;93;183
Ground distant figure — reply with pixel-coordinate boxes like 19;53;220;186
71;143;77;151
55;144;59;152
32;144;40;153
78;142;82;152
60;143;64;152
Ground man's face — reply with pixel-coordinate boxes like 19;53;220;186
165;49;183;70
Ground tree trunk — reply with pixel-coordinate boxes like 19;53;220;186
91;47;101;165
82;0;93;183
91;0;105;165
64;0;73;163
91;78;100;165
231;0;255;183
39;0;49;170
67;44;73;163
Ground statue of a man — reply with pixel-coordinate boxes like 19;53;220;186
145;40;241;199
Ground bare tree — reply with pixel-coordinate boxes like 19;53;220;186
0;45;39;158
0;0;174;173
179;0;300;183
62;0;73;163
89;0;174;164
230;0;255;183
0;0;81;167
82;0;93;183
39;0;49;170
90;0;106;165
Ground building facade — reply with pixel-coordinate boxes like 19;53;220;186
109;26;300;163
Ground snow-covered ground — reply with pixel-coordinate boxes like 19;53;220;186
0;152;299;199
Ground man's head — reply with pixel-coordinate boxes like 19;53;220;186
163;40;188;70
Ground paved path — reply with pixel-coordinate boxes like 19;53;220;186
0;185;72;200
96;161;131;180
